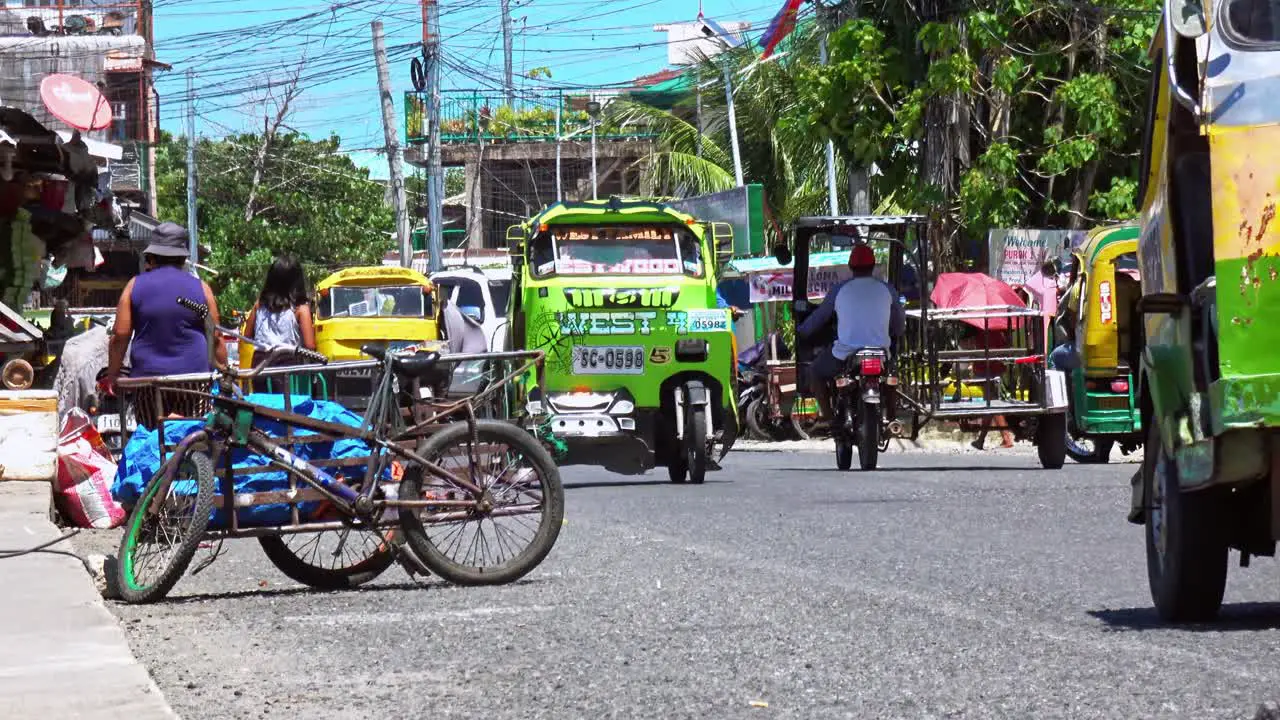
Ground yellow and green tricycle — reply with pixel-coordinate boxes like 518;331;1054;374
1053;224;1143;463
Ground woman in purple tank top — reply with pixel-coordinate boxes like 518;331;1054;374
104;222;227;392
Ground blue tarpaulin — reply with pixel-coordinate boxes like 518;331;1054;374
112;394;379;529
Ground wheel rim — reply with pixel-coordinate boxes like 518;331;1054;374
276;527;388;573
121;467;202;592
409;437;551;571
1065;405;1099;457
1151;451;1170;563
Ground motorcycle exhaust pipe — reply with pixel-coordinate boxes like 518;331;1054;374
886;419;905;438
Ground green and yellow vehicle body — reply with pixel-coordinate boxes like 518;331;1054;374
1069;225;1143;440
1137;7;1280;489
507;199;738;476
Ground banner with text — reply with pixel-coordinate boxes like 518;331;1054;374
747;265;853;303
988;228;1087;287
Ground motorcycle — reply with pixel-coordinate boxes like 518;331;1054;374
831;347;900;471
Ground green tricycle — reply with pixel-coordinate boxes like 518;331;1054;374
505;198;739;483
1054;223;1144;464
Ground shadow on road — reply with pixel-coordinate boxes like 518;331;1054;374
137;577;549;605
774;466;1032;474
1089;603;1280;632
564;480;732;490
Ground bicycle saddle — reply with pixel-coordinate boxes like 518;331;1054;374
361;345;442;379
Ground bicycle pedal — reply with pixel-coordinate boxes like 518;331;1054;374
394;545;431;578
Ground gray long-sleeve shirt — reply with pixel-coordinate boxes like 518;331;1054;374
798;277;906;360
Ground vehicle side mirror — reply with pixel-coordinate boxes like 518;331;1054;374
771;243;792;266
1163;0;1205;117
1170;0;1206;38
710;222;734;262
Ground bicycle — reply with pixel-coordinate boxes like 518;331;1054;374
113;297;564;603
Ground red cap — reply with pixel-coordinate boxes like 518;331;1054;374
849;244;876;269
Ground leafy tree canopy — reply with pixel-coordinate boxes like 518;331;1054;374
799;0;1159;251
155;130;395;311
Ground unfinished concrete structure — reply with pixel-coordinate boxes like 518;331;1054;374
405;90;654;250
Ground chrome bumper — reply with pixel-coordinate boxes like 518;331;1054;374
544;412;638;439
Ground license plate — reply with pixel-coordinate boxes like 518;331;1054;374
572;346;645;375
1095;395;1130;410
95;414;120;433
686;309;730;333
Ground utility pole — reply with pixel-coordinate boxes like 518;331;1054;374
722;57;744;187
424;0;444;273
554;105;562;201
819;33;839;216
501;0;514;103
373;21;411;268
185;69;198;273
695;68;703;158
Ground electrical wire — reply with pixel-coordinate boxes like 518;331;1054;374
0;529;94;574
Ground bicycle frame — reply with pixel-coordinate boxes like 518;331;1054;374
123;346;548;532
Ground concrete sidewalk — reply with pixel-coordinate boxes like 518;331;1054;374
0;482;176;719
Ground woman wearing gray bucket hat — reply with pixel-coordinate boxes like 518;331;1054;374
103;222;227;397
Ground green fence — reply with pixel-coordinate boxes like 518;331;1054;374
405;90;657;145
410;227;467;252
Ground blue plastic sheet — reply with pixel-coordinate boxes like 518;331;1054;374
112;394;379;529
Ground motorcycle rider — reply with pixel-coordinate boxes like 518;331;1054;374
797;244;905;424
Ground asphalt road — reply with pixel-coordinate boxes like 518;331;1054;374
78;449;1280;720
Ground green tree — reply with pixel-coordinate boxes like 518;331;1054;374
795;0;1158;266
155;131;395;311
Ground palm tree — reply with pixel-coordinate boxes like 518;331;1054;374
610;31;837;226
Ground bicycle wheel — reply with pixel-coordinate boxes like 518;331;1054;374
399;420;564;585
259;528;395;590
116;449;215;604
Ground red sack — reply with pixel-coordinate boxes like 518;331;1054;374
55;409;124;529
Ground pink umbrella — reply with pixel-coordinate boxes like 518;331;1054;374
930;272;1026;330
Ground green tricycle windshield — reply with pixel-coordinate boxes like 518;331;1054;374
530;224;705;279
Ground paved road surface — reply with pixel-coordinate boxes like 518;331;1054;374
79;451;1280;719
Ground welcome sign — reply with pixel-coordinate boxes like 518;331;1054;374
988;228;1087;287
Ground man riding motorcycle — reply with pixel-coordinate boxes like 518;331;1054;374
796;244;906;424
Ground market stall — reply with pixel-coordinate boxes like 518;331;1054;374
0;106;101;389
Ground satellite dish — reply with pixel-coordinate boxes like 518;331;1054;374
40;75;112;131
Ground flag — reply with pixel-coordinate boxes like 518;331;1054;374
759;0;804;59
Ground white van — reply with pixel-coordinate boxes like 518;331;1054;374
430;266;513;352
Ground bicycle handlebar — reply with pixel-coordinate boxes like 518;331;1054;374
175;297;329;375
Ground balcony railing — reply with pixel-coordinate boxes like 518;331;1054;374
2;1;145;38
405;90;657;145
108;139;149;195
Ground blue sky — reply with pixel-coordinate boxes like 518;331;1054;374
152;0;790;179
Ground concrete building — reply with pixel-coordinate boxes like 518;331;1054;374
0;1;165;308
0;0;162;218
653;19;751;66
